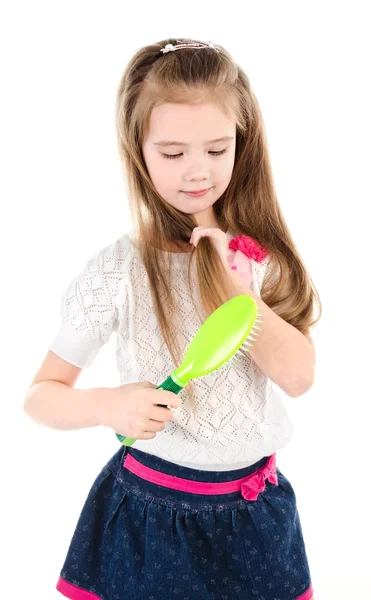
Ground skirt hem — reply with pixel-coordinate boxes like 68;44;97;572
295;582;314;599
55;574;313;600
56;576;103;600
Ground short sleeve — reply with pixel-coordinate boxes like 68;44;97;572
48;240;126;368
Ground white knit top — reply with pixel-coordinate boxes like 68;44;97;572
49;228;294;471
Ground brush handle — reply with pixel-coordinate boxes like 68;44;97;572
115;373;183;446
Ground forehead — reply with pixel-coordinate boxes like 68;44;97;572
147;103;236;143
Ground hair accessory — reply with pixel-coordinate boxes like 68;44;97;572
229;235;268;263
161;40;218;54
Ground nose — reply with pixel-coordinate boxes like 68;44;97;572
183;164;210;183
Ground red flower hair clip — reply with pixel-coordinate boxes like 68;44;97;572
228;235;268;263
226;235;268;285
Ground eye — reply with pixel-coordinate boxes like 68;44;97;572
162;149;227;160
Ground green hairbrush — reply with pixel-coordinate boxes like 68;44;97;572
116;294;263;446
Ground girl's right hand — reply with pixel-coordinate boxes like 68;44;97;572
98;381;181;440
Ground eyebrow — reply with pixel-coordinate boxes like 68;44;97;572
153;136;234;147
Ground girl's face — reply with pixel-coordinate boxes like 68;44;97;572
142;102;237;227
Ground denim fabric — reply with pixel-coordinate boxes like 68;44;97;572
56;444;313;600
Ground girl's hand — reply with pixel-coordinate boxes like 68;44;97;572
189;227;229;267
98;382;181;440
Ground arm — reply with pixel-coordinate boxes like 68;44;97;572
24;380;107;430
226;267;316;398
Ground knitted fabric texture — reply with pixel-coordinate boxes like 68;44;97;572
49;229;293;471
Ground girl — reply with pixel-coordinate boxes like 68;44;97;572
25;38;321;600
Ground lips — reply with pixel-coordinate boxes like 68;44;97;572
181;187;212;197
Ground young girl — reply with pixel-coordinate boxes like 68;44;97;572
25;38;321;600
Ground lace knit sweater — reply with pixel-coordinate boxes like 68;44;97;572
49;228;294;471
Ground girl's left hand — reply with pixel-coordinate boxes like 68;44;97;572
189;227;229;267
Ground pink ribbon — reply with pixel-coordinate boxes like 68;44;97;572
240;453;278;501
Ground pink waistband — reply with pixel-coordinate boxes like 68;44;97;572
123;453;278;501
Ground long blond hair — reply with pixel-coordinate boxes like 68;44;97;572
114;38;322;412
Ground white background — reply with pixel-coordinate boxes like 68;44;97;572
2;1;371;598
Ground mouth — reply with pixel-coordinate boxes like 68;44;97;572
181;187;212;197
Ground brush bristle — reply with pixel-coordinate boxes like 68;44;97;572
210;308;263;371
235;309;264;358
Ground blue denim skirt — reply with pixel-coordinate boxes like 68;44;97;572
56;444;314;600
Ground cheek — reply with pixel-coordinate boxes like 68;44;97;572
214;168;233;188
150;159;175;189
222;155;235;176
